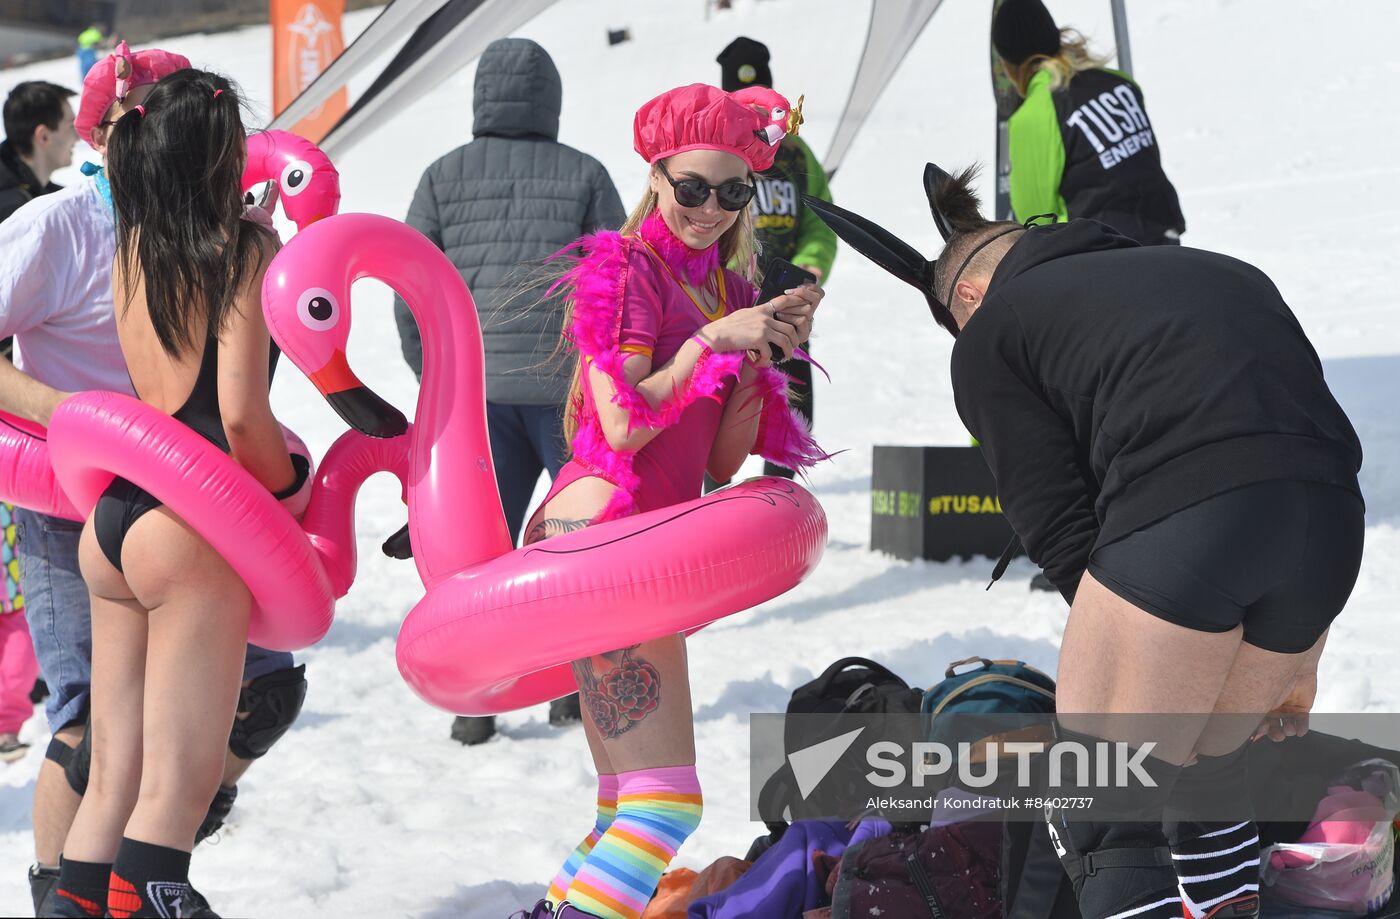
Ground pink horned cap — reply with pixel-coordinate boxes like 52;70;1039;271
75;40;191;146
633;83;779;173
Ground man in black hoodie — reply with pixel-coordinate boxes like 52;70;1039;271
929;170;1362;919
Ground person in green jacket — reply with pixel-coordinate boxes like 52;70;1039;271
718;37;836;479
76;25;105;80
994;0;1184;245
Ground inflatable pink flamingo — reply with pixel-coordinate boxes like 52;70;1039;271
262;213;828;715
242;130;341;232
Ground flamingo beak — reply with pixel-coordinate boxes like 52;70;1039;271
309;349;408;438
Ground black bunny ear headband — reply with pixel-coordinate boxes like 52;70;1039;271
802;163;1037;338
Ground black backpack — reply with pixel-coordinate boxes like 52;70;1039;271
753;657;925;848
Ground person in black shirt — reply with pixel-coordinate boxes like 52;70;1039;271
808;167;1362;919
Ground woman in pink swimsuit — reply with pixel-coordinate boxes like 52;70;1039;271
520;84;826;919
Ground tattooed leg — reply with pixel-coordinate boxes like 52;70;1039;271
526;516;589;545
574;646;662;740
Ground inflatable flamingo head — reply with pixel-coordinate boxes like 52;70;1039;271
243;130;341;232
731;86;802;147
262;213;418;439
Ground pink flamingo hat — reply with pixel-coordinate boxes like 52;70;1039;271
731;86;804;147
633;83;781;172
74;40;191;147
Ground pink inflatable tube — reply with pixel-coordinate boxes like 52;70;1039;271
263;213;827;714
0;410;80;520
47;390;409;650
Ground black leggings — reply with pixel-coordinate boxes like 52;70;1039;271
1088;480;1364;654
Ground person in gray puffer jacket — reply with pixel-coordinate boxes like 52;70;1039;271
395;37;624;746
394;37;624;540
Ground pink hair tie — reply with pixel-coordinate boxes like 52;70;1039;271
133;104;145;118
213;88;223;99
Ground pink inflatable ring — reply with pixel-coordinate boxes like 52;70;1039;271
48;390;409;650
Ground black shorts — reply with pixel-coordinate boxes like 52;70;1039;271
1087;480;1364;654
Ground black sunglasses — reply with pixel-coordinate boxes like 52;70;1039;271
656;161;755;211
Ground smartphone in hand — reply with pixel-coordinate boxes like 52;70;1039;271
756;258;818;363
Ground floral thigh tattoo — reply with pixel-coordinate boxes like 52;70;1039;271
575;646;662;739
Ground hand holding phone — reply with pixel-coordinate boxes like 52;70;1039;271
757;259;819;363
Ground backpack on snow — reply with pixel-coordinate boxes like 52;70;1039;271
922;657;1078;919
754;657;925;839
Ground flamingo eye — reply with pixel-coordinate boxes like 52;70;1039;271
772;107;786;121
297;287;339;331
280;159;313;197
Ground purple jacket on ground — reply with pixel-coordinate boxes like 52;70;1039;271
688;819;892;919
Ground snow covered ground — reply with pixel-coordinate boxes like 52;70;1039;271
2;0;1398;914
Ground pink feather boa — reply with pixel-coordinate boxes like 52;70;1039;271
555;212;828;520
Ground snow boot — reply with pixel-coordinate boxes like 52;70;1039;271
451;715;496;745
549;693;582;727
29;864;59;916
195;784;237;845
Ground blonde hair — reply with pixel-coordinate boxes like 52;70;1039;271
1003;28;1114;97
559;165;758;446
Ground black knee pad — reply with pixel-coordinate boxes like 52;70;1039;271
229;664;307;759
46;731;91;796
1047;812;1174;895
1045;725;1182;918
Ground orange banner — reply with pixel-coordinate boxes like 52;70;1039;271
271;0;348;143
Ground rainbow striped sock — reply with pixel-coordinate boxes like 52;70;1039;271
564;765;703;919
547;774;619;905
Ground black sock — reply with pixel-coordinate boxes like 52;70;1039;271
109;838;191;918
55;857;109;918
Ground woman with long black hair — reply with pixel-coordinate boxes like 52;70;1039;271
54;69;308;918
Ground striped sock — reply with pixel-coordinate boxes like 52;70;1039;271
565;765;703;919
1170;821;1261;918
547;774;619;905
1165;744;1260;919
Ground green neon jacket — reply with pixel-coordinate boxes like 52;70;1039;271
1008;68;1184;244
751;135;837;279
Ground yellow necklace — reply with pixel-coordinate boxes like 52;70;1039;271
641;239;728;321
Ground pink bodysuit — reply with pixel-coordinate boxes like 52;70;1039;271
541;211;825;523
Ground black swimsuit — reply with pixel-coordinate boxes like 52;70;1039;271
92;333;298;572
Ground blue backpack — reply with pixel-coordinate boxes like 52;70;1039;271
922;658;1077;919
922;656;1056;753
